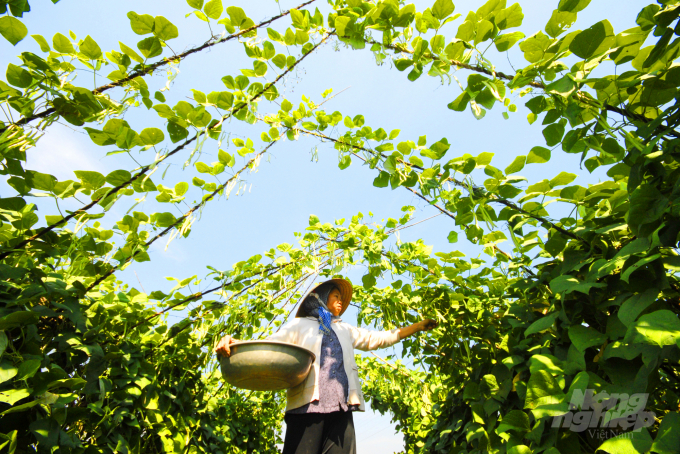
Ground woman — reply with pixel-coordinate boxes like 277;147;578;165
215;278;436;454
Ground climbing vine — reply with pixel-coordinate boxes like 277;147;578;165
1;0;680;453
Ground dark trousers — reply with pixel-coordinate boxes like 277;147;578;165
282;411;356;454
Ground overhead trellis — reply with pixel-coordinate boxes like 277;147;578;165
1;0;680;453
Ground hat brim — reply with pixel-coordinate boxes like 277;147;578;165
295;278;353;317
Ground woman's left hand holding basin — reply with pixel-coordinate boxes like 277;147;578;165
214;335;238;357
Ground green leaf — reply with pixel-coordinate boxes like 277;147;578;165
0;388;30;405
373;171;390;188
53;32;75;54
6;64;32;89
569;19;615;59
0;312;39;331
362;274;376;288
650;412;680;454
215;150;234;168
636;5;659;31
194;11;209;22
204;0;223;20
611;26;647;65
195;162;211;173
568;325;606;352
187;0;203;9
29;418;61;446
17;359;40;380
253;60;267;77
618;289;659;327
262;41;275;60
140;128;164;145
272;54;286;68
426;138;450;160
475;20;494;44
549;172;576;187
127;11;155;35
474;0;501;19
495;31;525;52
432;0;455;20
227;6;248;27
505;155;526;174
519;31;552;63
191;89;207;104
338;155;351;170
79;35;102;59
558;0;591;13
174;182;189;196
545;10;577;38
290;9;308;29
447;92;471;111
0;332;7;357
0;361;17;384
599;428;653;454
154;212;177;227
105;170;132;187
529;354;564;375
154;16;179;41
525;96;547;114
497;410;530;433
549;275;604;294
31;34;51;52
527;146;551;164
25;171;56;192
542;122;565;146
74;171;106;190
456;19;475;41
120;41;144;63
524;369;564;409
447;231;458;243
0;16;27;46
494;3;524;30
627;184;669;235
624;310;680;347
335;16;351;37
208;91;233;109
137;37;162;59
525;312;559;336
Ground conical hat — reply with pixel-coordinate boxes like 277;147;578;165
295;278;353;317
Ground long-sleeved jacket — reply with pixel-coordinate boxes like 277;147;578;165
267;316;401;412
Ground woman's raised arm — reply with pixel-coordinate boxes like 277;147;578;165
351;318;437;351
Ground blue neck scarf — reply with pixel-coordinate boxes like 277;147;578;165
297;284;339;336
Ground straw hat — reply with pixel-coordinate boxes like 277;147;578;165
295;278;353;317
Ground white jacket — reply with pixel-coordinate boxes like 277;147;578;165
267;316;401;412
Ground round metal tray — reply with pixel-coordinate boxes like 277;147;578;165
219;340;315;391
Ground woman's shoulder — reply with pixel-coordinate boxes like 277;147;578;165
284;317;317;328
332;320;356;333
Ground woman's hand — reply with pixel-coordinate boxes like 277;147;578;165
418;319;438;332
214;335;238;357
398;318;438;340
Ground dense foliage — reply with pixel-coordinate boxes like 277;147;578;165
1;0;680;453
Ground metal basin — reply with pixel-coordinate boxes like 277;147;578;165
219;341;315;391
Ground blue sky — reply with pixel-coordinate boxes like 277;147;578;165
1;0;652;451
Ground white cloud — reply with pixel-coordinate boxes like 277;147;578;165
26;124;113;180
